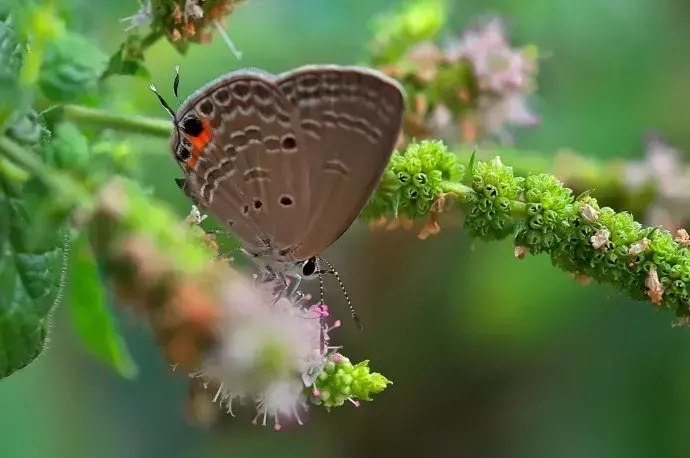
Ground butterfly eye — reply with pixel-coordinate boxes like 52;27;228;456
182;115;204;137
301;256;318;278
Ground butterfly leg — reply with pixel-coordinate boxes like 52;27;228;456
284;274;304;303
316;257;364;331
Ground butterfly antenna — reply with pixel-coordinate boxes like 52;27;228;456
319;257;363;331
173;65;182;104
318;272;326;305
316;272;327;354
149;84;176;119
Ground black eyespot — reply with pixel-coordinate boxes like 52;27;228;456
281;135;297;150
279;195;293;207
182;116;204;137
241;205;249;215
302;257;317;277
176;147;192;161
253;199;263;210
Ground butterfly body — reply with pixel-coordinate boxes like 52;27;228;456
168;65;405;281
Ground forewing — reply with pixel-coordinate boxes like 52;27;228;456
172;70;311;250
275;65;405;259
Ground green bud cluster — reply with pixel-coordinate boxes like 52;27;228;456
463;158;690;319
514;174;574;254
309;354;392;410
360;139;690;322
361;140;464;221
465;157;523;240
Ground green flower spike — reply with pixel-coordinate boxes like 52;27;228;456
514;173;574;254
465;156;524;240
362;140;464;221
309;354;392;410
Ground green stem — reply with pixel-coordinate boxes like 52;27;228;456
62;105;171;138
0;136;56;185
440;180;473;197
55;104;657;217
509;200;527;216
140;31;163;50
0;136;87;203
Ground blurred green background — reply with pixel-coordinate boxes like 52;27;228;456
3;0;690;457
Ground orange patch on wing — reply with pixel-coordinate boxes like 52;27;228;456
184;118;213;169
186;118;213;151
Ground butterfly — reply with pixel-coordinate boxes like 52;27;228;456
151;64;405;326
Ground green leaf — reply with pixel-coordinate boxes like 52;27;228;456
0;17;32;136
0;175;67;380
101;34;151;80
67;235;137;379
5;110;48;147
42;122;89;170
466;149;476;183
39;30;107;103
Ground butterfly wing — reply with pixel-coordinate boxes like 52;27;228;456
275;65;405;259
172;69;312;252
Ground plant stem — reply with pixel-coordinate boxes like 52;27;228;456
440;180;473;197
62;105;171;138
0;136;55;185
140;31;163;50
56;104;658;217
510;200;527;216
0;136;87;203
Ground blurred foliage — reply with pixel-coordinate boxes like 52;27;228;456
66;235;137;379
2;0;690;457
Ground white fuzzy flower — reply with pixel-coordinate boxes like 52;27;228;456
184;0;205;21
478;92;539;144
197;276;339;429
121;0;153;32
626;134;690;231
444;17;536;94
186;205;207;224
443;17;539;143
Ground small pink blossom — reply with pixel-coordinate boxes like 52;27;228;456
590;229;610;250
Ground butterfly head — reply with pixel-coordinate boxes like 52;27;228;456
245;242;320;281
151;66;213;170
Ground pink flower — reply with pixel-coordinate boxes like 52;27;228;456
443;17;539;143
195;275;340;429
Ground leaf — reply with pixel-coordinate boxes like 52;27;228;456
466;149;476;183
67;235;137;379
101;34;151;80
574;189;595;202
0;175;67;380
0;17;32;136
42;122;89;170
5;110;48;147
39;30;107;103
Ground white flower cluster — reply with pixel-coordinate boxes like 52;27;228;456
444;17;540;143
193;276;339;430
625;133;690;232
